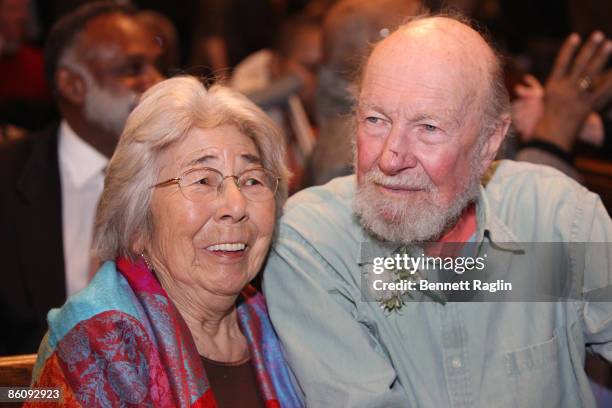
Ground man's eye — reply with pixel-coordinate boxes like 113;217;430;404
128;62;144;76
365;117;383;125
422;124;438;132
115;62;144;77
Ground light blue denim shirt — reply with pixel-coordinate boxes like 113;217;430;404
263;160;612;407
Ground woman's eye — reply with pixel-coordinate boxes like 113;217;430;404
196;177;211;185
244;178;263;186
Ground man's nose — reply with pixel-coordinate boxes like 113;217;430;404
378;127;418;175
141;65;163;91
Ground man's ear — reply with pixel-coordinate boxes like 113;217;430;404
269;52;283;78
56;67;86;105
479;114;511;172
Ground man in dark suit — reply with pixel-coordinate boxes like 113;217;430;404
0;2;162;355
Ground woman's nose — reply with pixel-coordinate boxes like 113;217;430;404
214;178;248;223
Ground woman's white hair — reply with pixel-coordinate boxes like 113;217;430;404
92;75;290;261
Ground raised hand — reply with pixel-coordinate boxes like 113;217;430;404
532;32;612;152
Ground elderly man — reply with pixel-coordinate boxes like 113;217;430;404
263;14;612;407
0;2;162;355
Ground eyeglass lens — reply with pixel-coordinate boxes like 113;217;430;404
178;168;277;202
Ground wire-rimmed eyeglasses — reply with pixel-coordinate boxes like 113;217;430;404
152;167;279;202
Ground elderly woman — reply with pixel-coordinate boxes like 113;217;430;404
28;76;302;407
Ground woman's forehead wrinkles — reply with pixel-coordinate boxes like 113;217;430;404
179;151;262;171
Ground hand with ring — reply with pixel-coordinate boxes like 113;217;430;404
530;31;612;152
513;74;606;147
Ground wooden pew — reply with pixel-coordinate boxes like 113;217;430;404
0;354;36;387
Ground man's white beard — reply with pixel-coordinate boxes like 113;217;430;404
353;161;481;244
82;71;138;137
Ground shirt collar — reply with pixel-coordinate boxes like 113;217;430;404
58;120;108;188
474;182;525;253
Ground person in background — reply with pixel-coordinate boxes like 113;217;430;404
136;9;181;76
512;31;612;180
232;12;322;118
0;1;162;355
190;0;325;77
0;0;52;132
306;0;424;186
27;76;302;408
0;0;46;99
232;12;323;192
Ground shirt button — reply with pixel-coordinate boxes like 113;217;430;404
451;357;462;368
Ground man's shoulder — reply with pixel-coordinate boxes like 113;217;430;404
278;175;359;242
487;160;591;201
484;160;605;241
0;126;58;187
490;159;585;185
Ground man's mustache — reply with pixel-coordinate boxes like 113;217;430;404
363;168;435;192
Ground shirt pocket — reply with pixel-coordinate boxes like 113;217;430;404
504;331;563;408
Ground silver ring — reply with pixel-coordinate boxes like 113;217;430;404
578;75;593;92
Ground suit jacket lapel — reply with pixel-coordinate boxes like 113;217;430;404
15;126;66;318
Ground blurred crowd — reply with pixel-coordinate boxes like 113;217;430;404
1;0;611;192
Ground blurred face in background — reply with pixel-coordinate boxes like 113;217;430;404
72;13;163;137
275;23;322;117
0;0;28;52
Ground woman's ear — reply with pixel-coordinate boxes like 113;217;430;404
131;234;147;256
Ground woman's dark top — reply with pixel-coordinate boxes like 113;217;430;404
200;355;266;408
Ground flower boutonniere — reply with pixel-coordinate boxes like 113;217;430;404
377;246;447;313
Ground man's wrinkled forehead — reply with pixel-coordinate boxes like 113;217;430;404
362;16;492;97
380;17;492;63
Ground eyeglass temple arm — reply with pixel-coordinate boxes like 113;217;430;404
152;178;180;188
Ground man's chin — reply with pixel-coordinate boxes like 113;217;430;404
83;84;139;138
354;188;472;244
376;207;406;224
